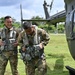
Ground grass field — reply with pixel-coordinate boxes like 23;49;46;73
5;34;75;75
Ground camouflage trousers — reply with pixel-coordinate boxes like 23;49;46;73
24;58;47;75
0;51;18;75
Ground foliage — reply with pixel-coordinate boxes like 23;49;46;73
39;23;65;33
58;24;65;33
47;25;56;33
13;22;20;28
0;17;4;28
39;24;56;33
31;16;46;26
38;24;48;30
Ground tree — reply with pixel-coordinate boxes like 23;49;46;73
31;16;46;26
58;24;65;33
0;17;4;28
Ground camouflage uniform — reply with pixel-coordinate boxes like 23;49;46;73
0;27;18;75
18;26;50;75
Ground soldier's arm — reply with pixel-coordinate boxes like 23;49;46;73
17;31;23;46
17;31;26;51
0;30;4;46
39;28;50;46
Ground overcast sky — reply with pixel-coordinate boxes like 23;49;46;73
0;0;65;22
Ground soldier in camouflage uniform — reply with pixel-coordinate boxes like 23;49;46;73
18;21;50;75
0;16;18;75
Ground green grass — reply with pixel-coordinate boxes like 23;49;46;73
5;34;75;75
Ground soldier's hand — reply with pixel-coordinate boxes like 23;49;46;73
22;47;26;51
13;41;18;47
39;43;44;49
0;40;4;46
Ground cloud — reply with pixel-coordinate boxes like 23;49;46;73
0;0;23;6
21;0;65;18
21;0;47;19
49;0;65;15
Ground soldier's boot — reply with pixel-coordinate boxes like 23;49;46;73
65;66;75;75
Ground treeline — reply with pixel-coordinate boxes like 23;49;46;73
31;16;65;33
0;16;65;33
39;24;65;33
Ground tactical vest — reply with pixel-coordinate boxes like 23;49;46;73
0;27;17;51
22;26;41;46
21;26;44;61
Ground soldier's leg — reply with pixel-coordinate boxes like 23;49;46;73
37;59;47;75
0;55;8;75
25;61;35;75
9;53;18;75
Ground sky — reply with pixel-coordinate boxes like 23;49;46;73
0;0;65;22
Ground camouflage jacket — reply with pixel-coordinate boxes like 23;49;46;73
18;26;50;47
0;26;19;51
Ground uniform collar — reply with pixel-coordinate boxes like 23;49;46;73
4;26;13;31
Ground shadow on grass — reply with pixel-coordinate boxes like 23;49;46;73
47;56;69;75
46;53;65;59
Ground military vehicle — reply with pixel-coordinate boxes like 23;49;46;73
43;0;75;61
43;0;75;74
64;0;75;61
